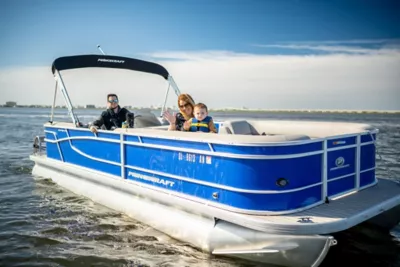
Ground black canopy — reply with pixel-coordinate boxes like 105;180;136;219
51;55;169;79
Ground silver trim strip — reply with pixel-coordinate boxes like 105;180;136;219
326;167;375;183
65;131;121;167
208;143;215;152
329;188;357;200
44;130;64;162
122;183;326;216
125;164;323;194
325;130;378;140
360;167;375;173
45;135;325;160
123;140;324;159
361;141;375;146
328;144;356;151
327;141;374;152
52;135;121;143
43;124;321;146
44;124;379;147
359;178;378;190
328;179;378;200
328;172;355;182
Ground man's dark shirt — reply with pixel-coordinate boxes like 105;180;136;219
92;106;133;130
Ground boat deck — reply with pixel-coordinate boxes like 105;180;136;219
223;178;400;235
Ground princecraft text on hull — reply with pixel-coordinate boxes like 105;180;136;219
30;51;400;267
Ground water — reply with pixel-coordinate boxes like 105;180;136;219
0;108;399;267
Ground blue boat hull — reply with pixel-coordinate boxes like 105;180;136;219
43;124;377;214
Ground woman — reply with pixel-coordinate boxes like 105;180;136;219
163;93;195;131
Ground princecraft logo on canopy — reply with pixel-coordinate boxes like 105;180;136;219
97;58;125;63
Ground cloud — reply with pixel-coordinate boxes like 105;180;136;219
147;46;400;110
145;50;257;61
253;44;384;55
252;38;400;55
277;38;400;45
1;46;400;111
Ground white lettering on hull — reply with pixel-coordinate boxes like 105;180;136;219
127;171;175;187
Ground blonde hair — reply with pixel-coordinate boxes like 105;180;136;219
194;103;208;112
178;93;195;120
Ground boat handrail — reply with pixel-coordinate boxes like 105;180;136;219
44;121;379;148
239;119;377;138
33;135;46;155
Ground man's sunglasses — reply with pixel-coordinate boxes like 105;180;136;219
179;103;191;108
108;99;119;103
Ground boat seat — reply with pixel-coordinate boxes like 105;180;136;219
220;120;259;135
219;120;311;141
134;113;162;128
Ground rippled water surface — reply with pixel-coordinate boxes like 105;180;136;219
0;108;399;267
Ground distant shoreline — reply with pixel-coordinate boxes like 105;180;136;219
210;109;400;114
1;106;399;114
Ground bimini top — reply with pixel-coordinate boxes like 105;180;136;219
51;54;169;80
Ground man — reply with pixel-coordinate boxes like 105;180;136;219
89;93;134;133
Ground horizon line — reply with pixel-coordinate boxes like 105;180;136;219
1;105;399;114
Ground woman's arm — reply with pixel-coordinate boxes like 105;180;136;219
163;110;179;131
168;122;176;131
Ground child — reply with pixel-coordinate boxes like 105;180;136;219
183;103;217;133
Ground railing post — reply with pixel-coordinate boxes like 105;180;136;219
322;140;328;201
121;133;125;179
355;135;361;189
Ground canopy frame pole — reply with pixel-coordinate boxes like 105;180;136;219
168;75;181;97
49;81;58;124
54;70;80;125
97;44;106;55
160;83;171;117
160;75;182;117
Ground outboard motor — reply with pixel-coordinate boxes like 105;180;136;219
126;113;134;128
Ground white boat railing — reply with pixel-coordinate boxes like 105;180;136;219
322;140;328;202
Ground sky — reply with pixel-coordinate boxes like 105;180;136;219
0;0;399;110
